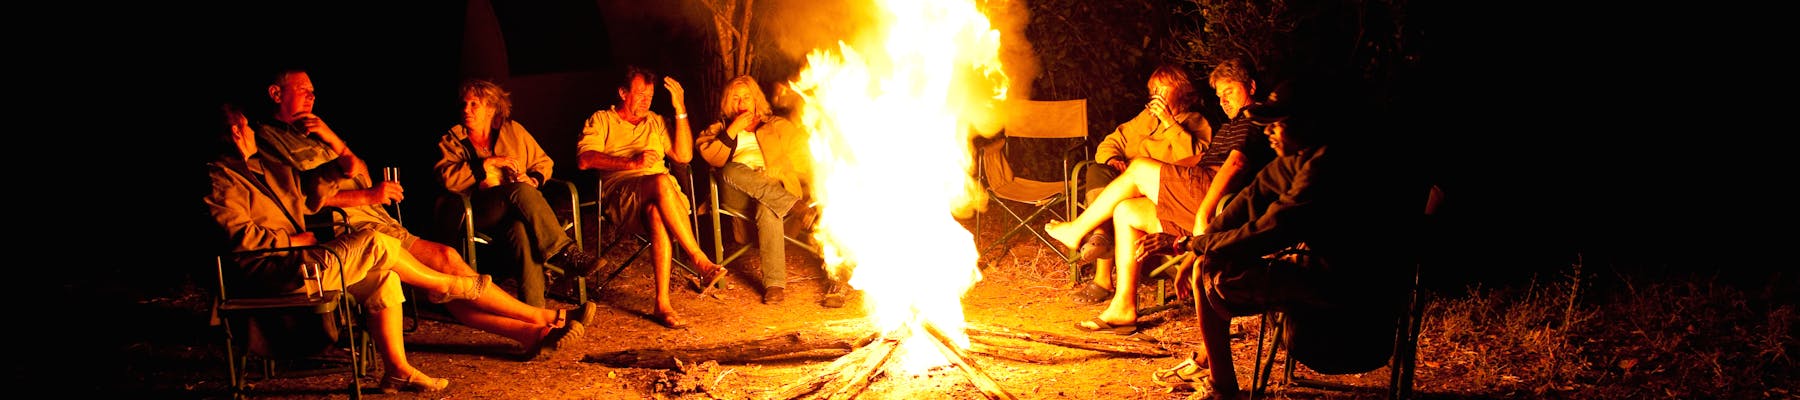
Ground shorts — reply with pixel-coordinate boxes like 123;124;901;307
1154;164;1218;236
602;173;692;236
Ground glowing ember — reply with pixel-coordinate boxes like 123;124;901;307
790;0;1010;374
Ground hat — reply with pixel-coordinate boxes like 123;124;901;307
1246;102;1293;126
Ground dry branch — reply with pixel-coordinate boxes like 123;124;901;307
584;330;875;369
965;322;1172;357
924;321;1017;400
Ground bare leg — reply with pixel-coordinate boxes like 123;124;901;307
1198;292;1239;399
1091;198;1162;325
406;239;558;328
652;175;724;273
646;205;680;324
370;302;432;381
1045;158;1167;249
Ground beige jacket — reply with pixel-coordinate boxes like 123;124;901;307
435;120;555;195
695;116;813;196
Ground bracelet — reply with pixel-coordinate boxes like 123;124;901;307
676;113;688;119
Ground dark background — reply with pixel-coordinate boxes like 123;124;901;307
53;1;1770;294
34;1;1782;389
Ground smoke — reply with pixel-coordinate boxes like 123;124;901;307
988;0;1037;102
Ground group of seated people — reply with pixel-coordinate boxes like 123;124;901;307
204;64;836;392
1049;57;1422;399
206;56;1414;397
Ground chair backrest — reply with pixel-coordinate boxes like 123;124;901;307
979;99;1090;200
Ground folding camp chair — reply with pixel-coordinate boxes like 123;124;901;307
1247;184;1445;400
972;99;1089;269
438;177;590;306
694;161;822;274
588;162;711;294
212;207;372;399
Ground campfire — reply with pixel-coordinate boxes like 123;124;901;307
587;0;1171;397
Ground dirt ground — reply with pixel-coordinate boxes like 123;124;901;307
97;209;1478;400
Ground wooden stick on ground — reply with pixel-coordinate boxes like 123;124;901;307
923;321;1018;400
585;330;875;369
965;322;1171;357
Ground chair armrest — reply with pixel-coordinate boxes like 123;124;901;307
544;177;583;250
216;243;343;302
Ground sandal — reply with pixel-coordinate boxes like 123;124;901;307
380;373;450;393
521;321;585;361
1071;282;1114;305
1153;351;1209;387
1073;317;1137;335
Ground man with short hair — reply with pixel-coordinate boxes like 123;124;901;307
577;66;727;329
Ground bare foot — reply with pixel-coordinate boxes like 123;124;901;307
1044;221;1083;249
650;309;687;329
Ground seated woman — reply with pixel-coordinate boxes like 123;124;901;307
695;75;817;305
434;79;591;308
206;104;585;393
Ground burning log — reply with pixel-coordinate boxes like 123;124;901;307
775;328;908;400
922;321;1018;400
584;319;1170;370
585;330;877;369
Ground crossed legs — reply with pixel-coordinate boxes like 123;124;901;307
640;174;726;328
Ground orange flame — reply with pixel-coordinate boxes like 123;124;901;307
789;0;1009;373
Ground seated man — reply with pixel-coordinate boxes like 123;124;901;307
1070;63;1213;304
253;69;595;356
1136;93;1416;399
207;104;585;393
695;75;818;305
577;65;727;329
1045;57;1275;334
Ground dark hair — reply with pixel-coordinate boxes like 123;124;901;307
459;79;513;131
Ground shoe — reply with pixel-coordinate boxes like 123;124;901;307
1070;282;1114;305
380;373;450;393
574;301;599;326
763;286;786;304
1074;230;1112;265
522;321;585;361
1073;317;1137;335
550;248;601;277
821;282;848;308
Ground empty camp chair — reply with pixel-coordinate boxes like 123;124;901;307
973;98;1089;269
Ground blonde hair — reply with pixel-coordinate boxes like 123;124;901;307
717;75;772;121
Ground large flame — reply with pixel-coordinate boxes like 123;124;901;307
790;0;1008;373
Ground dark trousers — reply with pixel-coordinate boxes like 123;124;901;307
468;182;572;307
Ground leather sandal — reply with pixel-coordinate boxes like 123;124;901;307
380;373;449;393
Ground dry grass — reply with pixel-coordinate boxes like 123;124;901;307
1421;259;1796;399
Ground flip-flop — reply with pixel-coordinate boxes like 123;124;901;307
695;266;730;296
1074;317;1137;335
1153;351;1209;387
1071;282;1114;305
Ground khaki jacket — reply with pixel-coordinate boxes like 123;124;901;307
435;120;555;195
1094;110;1210;165
696;116;813;196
